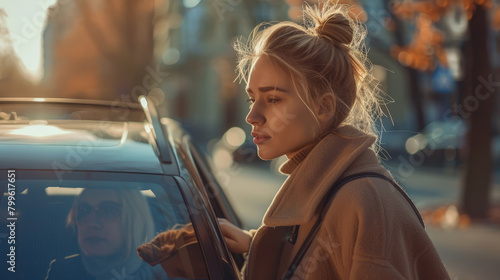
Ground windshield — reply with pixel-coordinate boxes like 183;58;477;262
0;102;146;122
0;175;207;280
0;121;129;145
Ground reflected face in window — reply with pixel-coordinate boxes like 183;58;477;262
76;189;123;257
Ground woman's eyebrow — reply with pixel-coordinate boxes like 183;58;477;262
246;86;289;94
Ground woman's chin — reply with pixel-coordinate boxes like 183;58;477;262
81;245;117;258
83;250;116;258
257;150;281;161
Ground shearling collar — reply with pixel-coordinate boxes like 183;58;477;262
262;125;377;227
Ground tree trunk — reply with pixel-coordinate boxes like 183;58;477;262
461;6;495;219
389;7;426;131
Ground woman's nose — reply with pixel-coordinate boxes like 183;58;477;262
82;212;103;229
246;103;265;125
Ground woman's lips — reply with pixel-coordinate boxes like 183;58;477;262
253;136;271;144
84;237;106;244
251;132;271;144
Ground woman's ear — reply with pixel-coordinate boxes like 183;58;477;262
316;93;335;124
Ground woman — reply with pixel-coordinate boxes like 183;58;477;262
46;188;166;280
219;3;450;280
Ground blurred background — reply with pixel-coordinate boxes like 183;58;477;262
1;0;499;279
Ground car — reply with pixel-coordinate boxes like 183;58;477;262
402;118;466;167
0;97;244;280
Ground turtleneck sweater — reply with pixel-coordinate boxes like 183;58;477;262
262;125;378;227
279;142;316;175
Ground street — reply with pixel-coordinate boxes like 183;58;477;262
220;162;500;280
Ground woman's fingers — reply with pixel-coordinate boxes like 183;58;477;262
217;218;252;254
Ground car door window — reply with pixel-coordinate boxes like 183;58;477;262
0;177;209;280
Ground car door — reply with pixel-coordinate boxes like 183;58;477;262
179;136;245;277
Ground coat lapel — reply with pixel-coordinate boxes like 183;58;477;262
263;126;376;227
245;226;291;280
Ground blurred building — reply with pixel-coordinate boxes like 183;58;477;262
42;0;157;101
0;9;38;98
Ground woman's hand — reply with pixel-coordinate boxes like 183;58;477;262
217;218;252;254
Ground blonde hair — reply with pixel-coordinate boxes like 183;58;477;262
235;2;384;147
67;188;155;261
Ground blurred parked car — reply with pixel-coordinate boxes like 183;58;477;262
0;97;243;280
378;118;467;168
405;118;466;167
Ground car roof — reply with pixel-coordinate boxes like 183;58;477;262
0;97;179;175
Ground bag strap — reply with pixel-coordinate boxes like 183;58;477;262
282;172;424;280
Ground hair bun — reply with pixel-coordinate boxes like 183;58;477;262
306;5;354;46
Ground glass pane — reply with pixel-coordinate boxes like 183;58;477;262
0;178;208;280
0;103;146;122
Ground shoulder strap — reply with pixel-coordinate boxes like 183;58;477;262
282;172;424;280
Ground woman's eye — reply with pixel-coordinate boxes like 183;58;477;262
268;98;280;104
246;98;255;103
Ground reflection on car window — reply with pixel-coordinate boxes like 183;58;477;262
0;179;209;280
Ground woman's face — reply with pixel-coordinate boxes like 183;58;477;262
76;189;123;257
246;56;321;160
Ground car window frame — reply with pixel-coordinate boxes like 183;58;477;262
186;140;247;270
176;136;243;279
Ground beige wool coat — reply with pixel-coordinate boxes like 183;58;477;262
243;126;450;280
